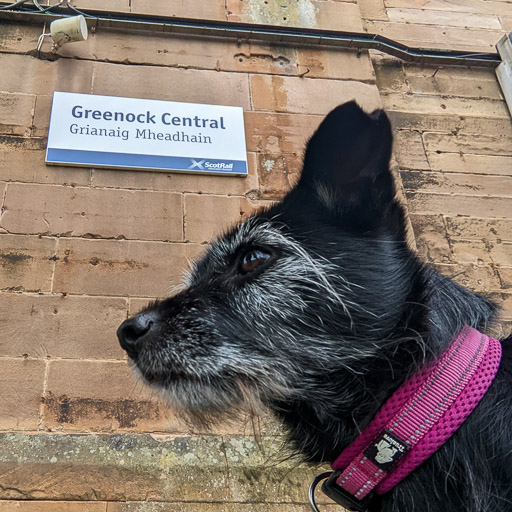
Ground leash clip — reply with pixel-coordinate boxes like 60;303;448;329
309;471;373;512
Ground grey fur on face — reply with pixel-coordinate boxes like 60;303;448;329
133;216;375;424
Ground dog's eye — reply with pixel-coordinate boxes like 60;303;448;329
239;249;271;274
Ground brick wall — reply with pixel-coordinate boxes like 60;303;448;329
0;1;511;510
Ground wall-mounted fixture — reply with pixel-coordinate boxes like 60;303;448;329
37;14;88;53
496;34;512;118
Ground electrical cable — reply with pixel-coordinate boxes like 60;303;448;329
0;1;502;67
34;1;63;13
65;1;93;18
0;0;32;10
32;0;45;11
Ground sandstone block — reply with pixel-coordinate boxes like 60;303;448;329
384;0;512;16
487;241;512;268
227;0;361;31
492;293;512;321
0;292;128;359
497;267;512;290
359;0;388;20
409;74;502;100
381;93;509;119
0;502;106;512
401;170;512;197
423;132;512;156
314;1;363;31
0;22;40;53
296;48;375;81
0;136;90;186
1;183;184;242
244;111;321;154
386;111;512;137
450;240;493;266
59;31;299;78
387;8;501;29
432;263;502;293
128;297;154;316
128;297;156;316
223;42;297;76
31;94;52;137
44;360;182;432
256;152;302;199
184;194;257;242
92;61;251;109
365;20;503;52
131;0;225;19
250;75;382;114
0;54;93;96
409;214;453;264
427;152;512;176
73;0;129;11
404;63;500;82
490;318;512;342
0;358;45;430
0;93;35;136
373;60;408;94
393;131;429;170
0;182;6;207
0;234;56;292
501;15;512;31
53;238;204;297
406;192;512;218
445;217;512;243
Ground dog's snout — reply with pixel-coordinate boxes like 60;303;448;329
117;313;155;359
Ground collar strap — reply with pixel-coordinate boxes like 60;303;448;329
327;326;502;510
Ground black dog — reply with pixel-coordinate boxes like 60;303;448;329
118;101;512;512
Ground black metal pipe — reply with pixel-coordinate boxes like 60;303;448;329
0;4;502;67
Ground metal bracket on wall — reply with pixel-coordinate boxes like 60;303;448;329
496;34;512;117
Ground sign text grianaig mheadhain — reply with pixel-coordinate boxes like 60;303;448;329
46;92;248;176
69;105;227;144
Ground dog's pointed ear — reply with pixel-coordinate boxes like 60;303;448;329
299;101;394;212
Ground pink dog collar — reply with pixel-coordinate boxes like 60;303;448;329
322;326;502;510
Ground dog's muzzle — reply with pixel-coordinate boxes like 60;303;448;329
117;312;158;360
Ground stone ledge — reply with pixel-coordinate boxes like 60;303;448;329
0;433;330;504
0;501;342;511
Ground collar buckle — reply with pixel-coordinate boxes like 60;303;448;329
321;471;374;511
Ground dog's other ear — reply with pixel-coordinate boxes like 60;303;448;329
299;101;395;216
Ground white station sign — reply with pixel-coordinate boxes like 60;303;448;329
46;92;248;176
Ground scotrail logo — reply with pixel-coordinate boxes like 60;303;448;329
188;159;234;171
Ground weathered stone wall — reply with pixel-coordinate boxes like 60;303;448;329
0;0;511;510
374;56;512;340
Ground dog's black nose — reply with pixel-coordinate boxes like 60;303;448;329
117;314;154;359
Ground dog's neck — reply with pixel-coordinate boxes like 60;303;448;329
272;266;496;463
